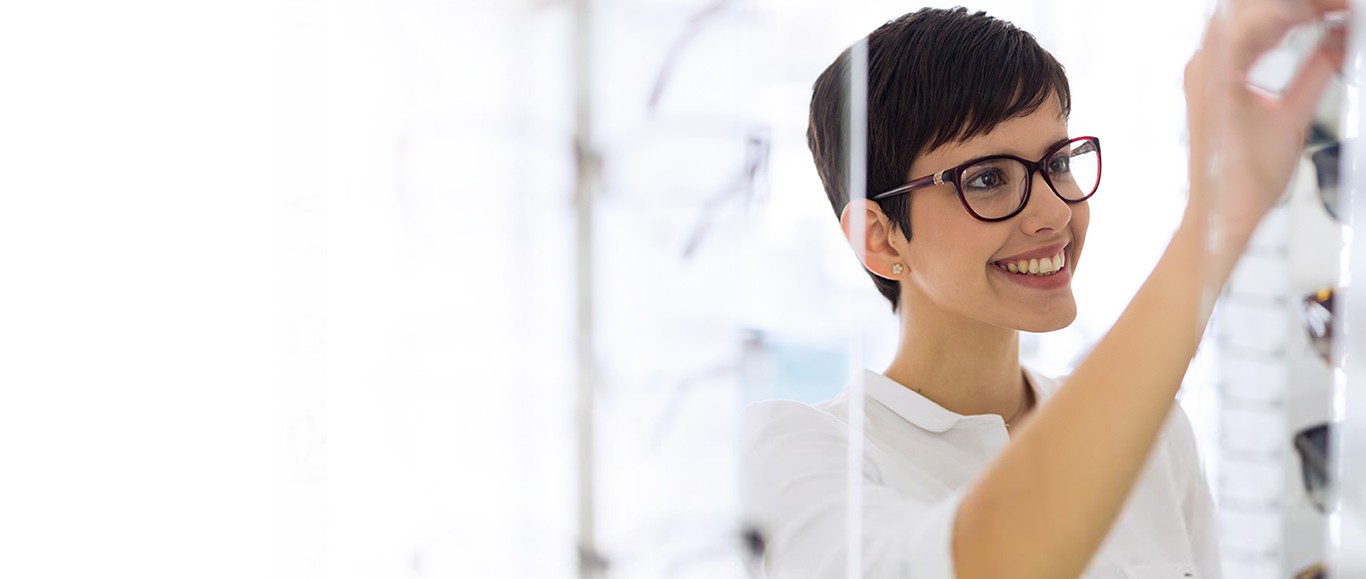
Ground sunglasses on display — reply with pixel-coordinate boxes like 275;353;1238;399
1294;422;1333;514
1301;287;1335;365
1302;125;1351;224
1294;562;1325;579
1310;141;1342;222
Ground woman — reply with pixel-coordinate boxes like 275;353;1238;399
742;4;1346;578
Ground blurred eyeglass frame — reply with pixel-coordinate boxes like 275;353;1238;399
1303;123;1350;223
1294;422;1333;514
1310;140;1343;222
1302;287;1335;365
1294;561;1325;579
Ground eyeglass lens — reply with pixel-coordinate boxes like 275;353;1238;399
1294;423;1332;514
959;141;1100;220
1312;142;1341;222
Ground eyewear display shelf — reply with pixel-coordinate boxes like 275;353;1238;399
1215;179;1338;579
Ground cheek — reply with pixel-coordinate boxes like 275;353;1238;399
1072;201;1091;232
910;219;984;274
914;230;1003;288
1069;202;1091;263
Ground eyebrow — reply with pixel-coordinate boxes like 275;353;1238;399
935;136;1073;174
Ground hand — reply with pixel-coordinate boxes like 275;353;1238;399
1184;0;1348;242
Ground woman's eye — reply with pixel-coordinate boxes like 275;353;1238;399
965;169;1006;190
1048;155;1071;174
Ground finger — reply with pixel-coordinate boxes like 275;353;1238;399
1223;4;1309;72
1280;28;1347;128
1184;50;1211;144
1305;0;1350;14
1222;1;1348;72
1226;0;1347;16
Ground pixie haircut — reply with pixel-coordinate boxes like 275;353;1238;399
807;7;1071;312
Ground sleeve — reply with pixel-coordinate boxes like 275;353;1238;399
741;400;964;579
1169;402;1224;579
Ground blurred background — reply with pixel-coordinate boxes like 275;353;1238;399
0;1;1360;578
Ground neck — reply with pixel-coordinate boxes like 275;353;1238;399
882;298;1028;422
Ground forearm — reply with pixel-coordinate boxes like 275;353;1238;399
953;208;1250;579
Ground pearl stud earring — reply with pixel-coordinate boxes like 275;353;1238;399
891;263;904;275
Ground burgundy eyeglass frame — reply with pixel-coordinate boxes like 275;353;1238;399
869;136;1102;222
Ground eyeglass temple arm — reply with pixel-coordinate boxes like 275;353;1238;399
870;171;945;201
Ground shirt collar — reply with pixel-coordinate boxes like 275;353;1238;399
861;368;1056;433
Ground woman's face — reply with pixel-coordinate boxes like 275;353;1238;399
896;96;1089;333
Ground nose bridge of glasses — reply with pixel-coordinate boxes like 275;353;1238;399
1024;160;1063;201
1016;160;1072;224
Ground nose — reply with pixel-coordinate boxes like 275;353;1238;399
1017;170;1072;235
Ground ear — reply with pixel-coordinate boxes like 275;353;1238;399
840;199;907;279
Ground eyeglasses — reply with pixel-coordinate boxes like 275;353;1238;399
1301;287;1335;364
1293;422;1333;514
1302;122;1351;224
1294;562;1325;579
871;136;1102;222
1310;142;1342;222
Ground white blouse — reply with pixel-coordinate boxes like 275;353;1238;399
741;368;1222;579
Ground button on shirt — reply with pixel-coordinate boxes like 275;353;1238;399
741;369;1222;579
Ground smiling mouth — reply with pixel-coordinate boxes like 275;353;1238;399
993;249;1066;277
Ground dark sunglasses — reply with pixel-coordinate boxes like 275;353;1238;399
1293;422;1333;514
1310;141;1344;222
1302;123;1351;223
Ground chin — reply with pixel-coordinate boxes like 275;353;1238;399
1016;304;1078;333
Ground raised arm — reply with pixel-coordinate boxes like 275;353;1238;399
953;2;1348;578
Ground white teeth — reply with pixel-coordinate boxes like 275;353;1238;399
998;250;1067;277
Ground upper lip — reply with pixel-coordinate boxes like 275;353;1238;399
993;241;1069;264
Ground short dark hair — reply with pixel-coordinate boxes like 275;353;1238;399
807;7;1071;312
